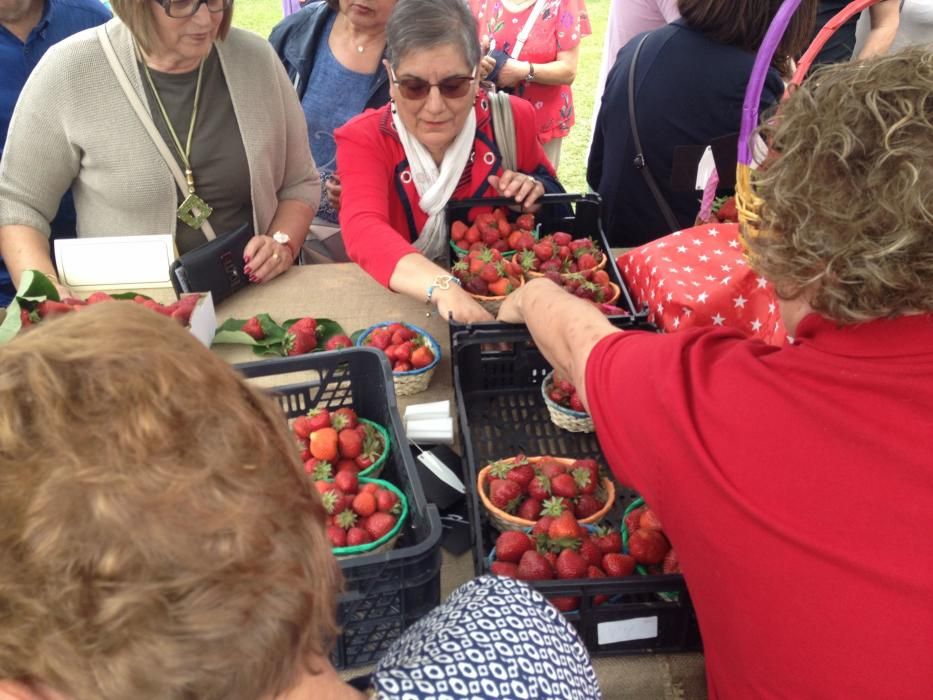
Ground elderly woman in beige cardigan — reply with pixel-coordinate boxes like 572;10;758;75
0;0;319;294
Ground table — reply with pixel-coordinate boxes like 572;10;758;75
135;263;709;698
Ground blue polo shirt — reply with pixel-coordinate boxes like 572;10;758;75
0;0;110;305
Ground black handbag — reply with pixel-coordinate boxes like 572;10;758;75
169;222;253;303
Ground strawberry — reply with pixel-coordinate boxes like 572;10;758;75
394;341;413;363
494;531;534;564
506;462;535;489
576;253;598;271
555;549;588;580
531;516;554;537
346;527;372;546
516;213;535;231
571;466;597;495
545;551;559;568
333;470;358;495
292;415;315;440
540;496;568;517
327;525;347;547
376;488;399;513
547;510;583;542
309;427;338;462
574;494;603;519
336;458;358;473
241;316;264;340
628;529;670;566
715;196;738;222
594;530;623;556
623;506;646;535
411;345;435;369
465;224;481;244
487;278;513;297
537;459;566;479
587;566;610;605
550;473;578;499
369;328;391;350
334;509;358;530
662;547;681;574
365;512;396;541
549;597;580;612
360;482;379;494
533;240;554;261
552;231;572;246
488;478;522;512
569;394;586;413
352;491;377;518
639;508;664;532
338;429;363;459
86;291;113;304
451;220;468;242
306;409;332;432
490;561;519;578
516;497;542;521
479;262;501;283
527;473;551;501
579;539;604;568
286;318;318;356
516;550;554;581
309;460;333;481
394;361;412;372
331;407;358;431
602;553;636;578
325;334;353;350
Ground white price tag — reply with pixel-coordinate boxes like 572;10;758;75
597;616;659;645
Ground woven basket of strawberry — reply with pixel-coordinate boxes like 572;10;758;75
538;270;621;307
451;245;525;315
518;233;608;279
315;474;409;557
449;207;538;259
292;406;390;479
477;455;615;532
354;321;441;397
622;497;680;577
541;370;594;433
486;517;637;612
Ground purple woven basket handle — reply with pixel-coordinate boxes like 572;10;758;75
738;0;804;166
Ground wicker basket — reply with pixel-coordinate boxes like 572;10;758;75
356;418;391;479
331;477;409;558
540;371;594;433
355;322;441;397
477;456;615;532
469;274;524;316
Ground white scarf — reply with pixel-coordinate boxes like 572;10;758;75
392;106;477;263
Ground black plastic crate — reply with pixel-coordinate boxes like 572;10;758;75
235;348;443;669
445;192;646;325
451;325;701;656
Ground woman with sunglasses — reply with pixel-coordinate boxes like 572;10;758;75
334;0;562;323
0;0;318;294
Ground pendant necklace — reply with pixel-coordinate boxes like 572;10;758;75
140;50;213;229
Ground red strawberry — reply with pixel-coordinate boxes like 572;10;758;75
325;334;353;350
336;458;358;473
550;473;578;499
537;459;566;479
86;291;113;304
594;530;623;556
411;345;435;369
516;497;542;521
516;213;535;230
571;466;597;495
286;318;318;355
369;328;391;349
549;596;580;612
552;231;572;246
555;549;588;580
331;407;358;430
346;527;372;546
516;550;554;581
602;553;637;578
241;316;264;340
576;253;598;270
338;429;363;459
394;341;413;363
587;566;610;605
488;478;522;512
451;220;468;242
309;427;338;462
628;529;670;566
333;470;358;495
568;394;586;413
494;531;534;564
533;240;554;261
547;511;583;542
505;462;535;489
662;547;681;574
365;512;396;541
376;488;399;513
716;196;738;222
292;415;315;440
352;491;377;518
623;506;646;535
527;473;551;501
360;482;379;494
327;525;347;547
490;561;519;578
531;516;554;537
394;361;412;372
574;494;603;519
487;278;513;297
307;409;332;432
639;508;664;532
579;539;604;568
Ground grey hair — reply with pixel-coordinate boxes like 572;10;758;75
386;0;482;70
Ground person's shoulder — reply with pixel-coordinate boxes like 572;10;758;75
270;0;330;38
337;104;393;138
51;0;112;24
37;20;107;65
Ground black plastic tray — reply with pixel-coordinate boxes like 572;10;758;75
451;325;702;656
236;348;443;669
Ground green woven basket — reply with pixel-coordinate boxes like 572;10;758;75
331;476;408;558
356;418;391;479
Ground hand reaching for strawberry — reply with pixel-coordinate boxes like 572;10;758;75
433;282;495;324
487;170;545;212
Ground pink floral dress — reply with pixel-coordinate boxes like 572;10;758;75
471;0;591;143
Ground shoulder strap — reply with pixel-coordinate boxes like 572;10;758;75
96;25;216;241
510;0;548;59
628;33;681;234
488;91;517;173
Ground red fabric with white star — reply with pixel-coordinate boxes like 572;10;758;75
617;223;786;344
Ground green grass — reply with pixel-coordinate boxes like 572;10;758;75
233;0;608;193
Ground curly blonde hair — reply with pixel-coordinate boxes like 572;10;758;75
0;303;341;700
746;46;933;323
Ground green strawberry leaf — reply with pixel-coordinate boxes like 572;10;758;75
349;327;368;345
109;292;153;302
0;270;62;344
251;342;287;357
214;313;286;347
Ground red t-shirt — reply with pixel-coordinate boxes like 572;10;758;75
471;0;591;142
585;313;933;699
335;93;554;286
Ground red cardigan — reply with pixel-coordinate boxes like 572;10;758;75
335;92;556;286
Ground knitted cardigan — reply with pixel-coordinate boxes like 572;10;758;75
0;18;319;240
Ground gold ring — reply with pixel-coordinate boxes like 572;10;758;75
272;253;280;262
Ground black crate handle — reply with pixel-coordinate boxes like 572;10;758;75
445;191;600;212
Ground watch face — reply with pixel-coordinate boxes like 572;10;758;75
273;232;290;245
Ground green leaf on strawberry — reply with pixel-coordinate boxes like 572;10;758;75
214;313;287;349
0;270;62;344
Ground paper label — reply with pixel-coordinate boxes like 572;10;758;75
597;616;659;645
695;146;716;190
55;235;175;290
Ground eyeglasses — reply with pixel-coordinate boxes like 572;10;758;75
388;66;477;101
157;0;233;19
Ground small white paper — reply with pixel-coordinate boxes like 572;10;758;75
404;400;451;421
417;451;465;493
695;146;716;190
597;616;659;645
55;235;175;291
186;292;216;348
406;416;454;444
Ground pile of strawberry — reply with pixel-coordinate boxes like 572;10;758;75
361;322;436;373
489;512;635;611
545;371;586;414
485;455;606;522
451;245;524;298
624;503;680;574
450;207;536;254
315;473;403;549
539;268;616;305
516;233;605;275
711;196;738;224
241;315;352;356
293;407;385;475
19;291;201;327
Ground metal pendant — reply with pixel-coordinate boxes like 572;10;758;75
177;192;213;228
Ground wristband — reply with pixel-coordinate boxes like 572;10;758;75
525;62;535;82
426;275;461;304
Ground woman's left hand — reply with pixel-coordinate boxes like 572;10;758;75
488;170;545;211
243;235;295;284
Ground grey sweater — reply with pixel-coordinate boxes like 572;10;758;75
0;18;319;240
